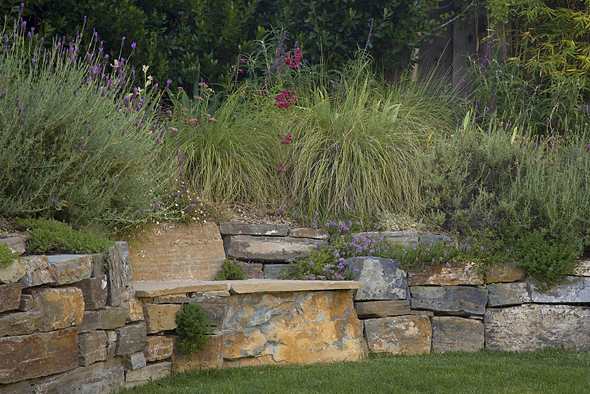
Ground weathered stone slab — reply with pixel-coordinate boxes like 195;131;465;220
153;295;193;304
0;380;32;393
115;322;147;356
408;262;484;286
347;257;407;301
487;282;532;307
97;306;128;330
572;260;590;277
364;316;432;355
123;361;171;389
0;235;26;254
222;291;367;365
123;298;144;323
410;286;488;316
129;222;226;281
289;228;330;239
143;335;174;362
0;327;78;384
418;234;446;244
263;264;291;279
79;311;100;333
485;262;526;283
78;330;108;366
18;256;57;287
0;282;21;313
0;310;43;338
528;276;590;303
134;281;230;298
354;300;411;318
485;304;590;351
229;279;363;294
353;231;419;246
47;254;93;285
219;222;289;236
236;261;264;279
26;287;84;330
76;275;108;310
122;352;146;370
90;253;105;277
18;293;42;312
172;334;223;372
431;316;484;353
224;235;318;263
0;258;26;284
106;242;134;306
143;304;182;334
29;361;124;394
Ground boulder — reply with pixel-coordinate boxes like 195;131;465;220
410;286;488;316
431;316;484;353
219;222;289;236
224;235;318;263
485;304;590;351
487;282;532;307
347;257;407;301
364;316;432;355
47;254;93;285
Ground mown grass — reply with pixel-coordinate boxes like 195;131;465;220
118;348;590;394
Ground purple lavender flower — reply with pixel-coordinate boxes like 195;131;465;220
364;18;374;52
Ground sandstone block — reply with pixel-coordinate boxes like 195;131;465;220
431;316;484;353
485;262;526;283
353;231;419;246
133;281;230;298
115;322;147;356
97;306;129;330
348;257;407;301
26;287;84;330
143;335;174;362
172;334;223;372
410;286;488;316
263;264;291;279
289;228;329;239
485;304;590;351
354;300;411;318
79;311;100;333
224;235;318;263
236;261;264;279
79;330;108;366
0;282;22;313
487;282;532;307
123;298;145;323
219;222;289;236
364;316;432;355
153;295;193;304
143;304;182;334
0;258;26;284
0;310;43;337
129;222;226;282
221;291;367;365
122;352;146;370
47;254;93;285
0;327;78;384
18;256;56;287
408;262;484;286
106;242;134;306
123;361;171;389
228;280;362;294
75;275;108;310
528;276;590;303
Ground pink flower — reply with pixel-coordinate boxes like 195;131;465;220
185;118;199;125
170;127;179;132
198;82;208;87
278;163;286;173
240;58;245;62
238;69;243;73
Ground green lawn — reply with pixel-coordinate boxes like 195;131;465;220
119;349;590;393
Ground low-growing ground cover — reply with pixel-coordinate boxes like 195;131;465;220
117;348;590;394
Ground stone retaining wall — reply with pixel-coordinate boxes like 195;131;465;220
3;222;590;393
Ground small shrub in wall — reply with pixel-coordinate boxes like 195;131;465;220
175;302;213;360
214;260;245;280
0;244;19;269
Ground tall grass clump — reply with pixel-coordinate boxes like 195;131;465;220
421;111;590;286
285;55;459;218
0;13;181;231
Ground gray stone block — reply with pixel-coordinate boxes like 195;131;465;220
431;316;484;353
347;257;407;301
352;231;419;247
78;330;108;366
0;282;22;313
364;316;432;355
487;282;531;307
47;254;93;285
410;286;488;316
76;275;108;310
18;256;57;288
263;264;292;279
219;222;289;236
122;352;147;370
123;361;171;389
224;235;318;262
106;242;134;306
528;276;590;303
116;322;147;356
97;306;129;330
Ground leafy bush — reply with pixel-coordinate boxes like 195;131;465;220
14;218;114;255
0;243;20;268
175;302;213;360
215;260;245;281
0;15;181;231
